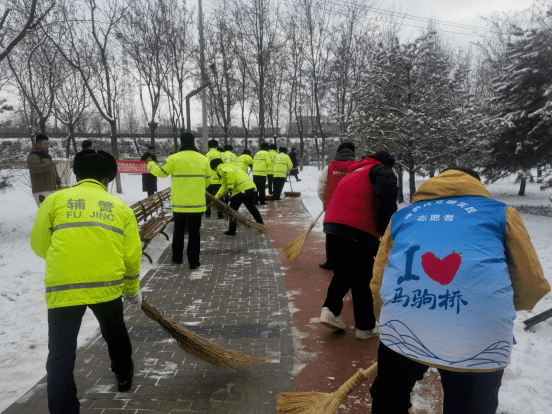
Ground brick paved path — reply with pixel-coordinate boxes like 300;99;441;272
4;206;293;414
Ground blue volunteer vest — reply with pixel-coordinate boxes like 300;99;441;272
379;196;516;370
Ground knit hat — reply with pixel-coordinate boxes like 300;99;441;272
180;132;196;147
73;150;118;182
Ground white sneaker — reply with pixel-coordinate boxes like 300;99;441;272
319;307;346;331
356;322;380;339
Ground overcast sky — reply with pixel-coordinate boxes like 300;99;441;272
369;0;534;47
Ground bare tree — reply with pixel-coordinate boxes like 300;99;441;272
204;0;239;145
45;0;131;193
6;35;59;135
0;0;54;62
54;64;90;158
119;0;173;146
282;7;307;168
298;0;333;169
161;0;195;151
233;0;281;145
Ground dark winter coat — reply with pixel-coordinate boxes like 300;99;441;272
27;146;61;193
140;152;158;193
289;151;299;168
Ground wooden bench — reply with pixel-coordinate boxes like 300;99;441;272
130;188;173;263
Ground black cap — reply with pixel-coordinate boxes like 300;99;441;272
73;150;118;182
180;132;195;147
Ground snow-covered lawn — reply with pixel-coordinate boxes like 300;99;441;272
0;166;551;413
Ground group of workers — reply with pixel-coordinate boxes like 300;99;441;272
28;130;551;414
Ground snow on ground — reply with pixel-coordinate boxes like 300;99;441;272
1;166;551;412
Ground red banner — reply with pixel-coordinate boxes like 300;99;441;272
116;160;149;174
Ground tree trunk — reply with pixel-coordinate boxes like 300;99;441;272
148;121;157;147
518;176;526;196
397;164;404;204
299;132;304;170
39;118;47;135
409;157;416;203
537;167;542;183
109;121;122;194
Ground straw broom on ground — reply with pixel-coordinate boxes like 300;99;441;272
141;298;274;369
277;362;378;413
205;192;272;234
283;210;324;261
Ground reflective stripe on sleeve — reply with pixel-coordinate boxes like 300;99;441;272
172;174;207;178
45;278;124;293
149;163;168;175
172;204;207;209
124;274;140;281
236;179;251;187
53;222;124;236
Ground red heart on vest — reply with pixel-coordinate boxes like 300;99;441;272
421;251;461;285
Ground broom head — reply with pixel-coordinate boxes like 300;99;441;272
141;298;274;369
277;364;378;414
284;192;301;197
206;192;273;234
283;233;307;262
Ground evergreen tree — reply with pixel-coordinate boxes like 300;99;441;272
484;13;552;183
348;31;480;200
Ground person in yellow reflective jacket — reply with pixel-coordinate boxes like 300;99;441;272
236;149;253;173
273;147;294;200
30;150;142;412
222;144;238;165
205;139;223;219
252;142;270;205
146;132;211;268
210;159;264;236
267;143;278;195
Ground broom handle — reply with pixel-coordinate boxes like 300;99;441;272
288;173;294;193
360;361;378;378
306;210;325;233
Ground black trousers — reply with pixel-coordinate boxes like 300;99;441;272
228;188;264;233
172;212;202;265
272;176;286;200
142;174;157;197
370;343;504;414
322;233;377;330
267;174;274;194
206;184;222;218
253;175;267;205
47;297;133;414
290;167;300;180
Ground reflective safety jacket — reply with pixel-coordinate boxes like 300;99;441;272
222;151;237;165
267;149;278;175
252;150;271;176
215;164;256;199
273;153;293;178
205;148;222;184
236;154;253;173
148;150;211;213
30;179;142;310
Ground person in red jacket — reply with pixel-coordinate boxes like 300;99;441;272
317;142;356;270
319;151;398;339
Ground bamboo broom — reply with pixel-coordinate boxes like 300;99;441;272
283;210;324;261
205;192;272;234
141;298;274;369
277;362;378;414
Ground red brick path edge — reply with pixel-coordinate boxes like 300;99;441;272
266;197;444;414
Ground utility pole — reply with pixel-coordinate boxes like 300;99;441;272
198;0;208;152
